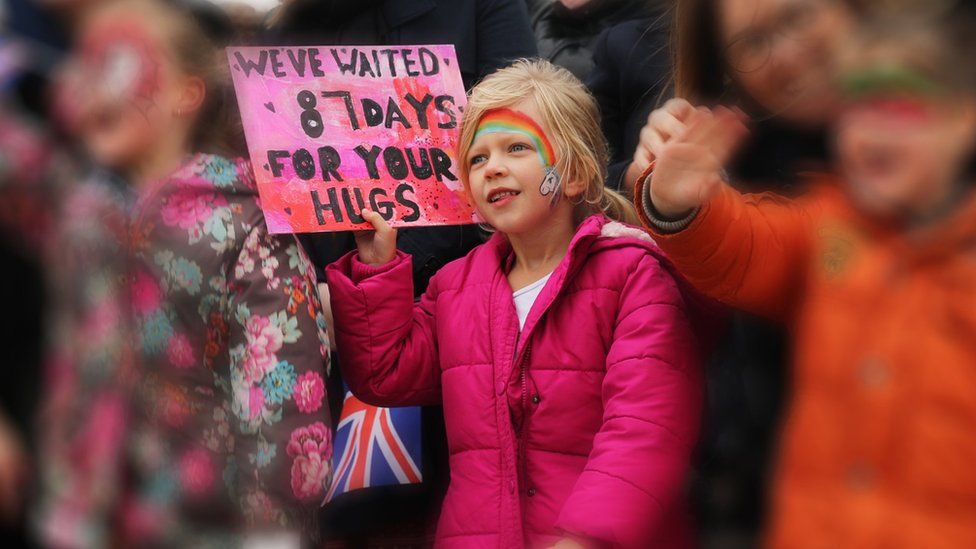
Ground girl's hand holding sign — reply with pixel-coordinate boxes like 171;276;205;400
353;208;398;266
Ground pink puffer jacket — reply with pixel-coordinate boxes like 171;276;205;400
326;215;703;548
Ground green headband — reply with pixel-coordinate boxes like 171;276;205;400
840;64;944;100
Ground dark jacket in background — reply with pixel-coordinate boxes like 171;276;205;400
525;0;654;81
692;122;829;549
267;0;537;91
585;12;671;193
1;3;62;546
266;0;537;294
264;1;537;545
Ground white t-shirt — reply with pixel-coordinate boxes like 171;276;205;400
513;272;553;330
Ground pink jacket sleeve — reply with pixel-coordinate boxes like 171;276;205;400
325;251;442;407
556;253;702;548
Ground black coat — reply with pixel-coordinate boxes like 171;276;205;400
585;14;671;193
266;0;537;90
526;0;654;81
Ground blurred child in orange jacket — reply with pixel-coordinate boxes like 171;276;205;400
636;11;976;549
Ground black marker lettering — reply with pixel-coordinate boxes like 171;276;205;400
330;48;358;75
269;49;286;77
234;50;268;77
396;183;421;222
405;148;433;179
286;49;307;77
383;147;409;179
435;95;458;129
431;148;457;181
321;90;360;130
418;48;439;75
369;188;396;220
317;146;343;181
311;188;343;224
354;145;382;179
384;99;411;129
267;150;289;177
404;93;433;129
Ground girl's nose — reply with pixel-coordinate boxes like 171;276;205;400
484;158;507;179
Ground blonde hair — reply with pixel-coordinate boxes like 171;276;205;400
458;59;639;225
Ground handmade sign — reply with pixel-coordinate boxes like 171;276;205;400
227;45;479;233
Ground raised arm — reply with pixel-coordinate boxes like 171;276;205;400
324;209;442;407
636;107;813;319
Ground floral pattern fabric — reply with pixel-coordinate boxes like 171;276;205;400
0;129;334;547
122;154;332;544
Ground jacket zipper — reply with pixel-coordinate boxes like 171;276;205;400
516;342;532;493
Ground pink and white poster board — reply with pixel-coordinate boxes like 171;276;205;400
227;45;479;233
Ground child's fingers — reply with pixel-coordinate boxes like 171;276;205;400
709;108;751;164
687;107;740;156
648;108;687;141
681;108;720;146
361;208;397;251
351;229;376;250
662;97;696;122
361;208;392;233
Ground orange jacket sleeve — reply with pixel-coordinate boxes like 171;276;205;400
635;172;814;321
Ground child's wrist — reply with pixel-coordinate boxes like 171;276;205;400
643;177;699;233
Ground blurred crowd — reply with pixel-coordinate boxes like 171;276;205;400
0;0;974;548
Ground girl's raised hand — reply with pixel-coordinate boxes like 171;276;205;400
649;106;748;219
353;209;398;267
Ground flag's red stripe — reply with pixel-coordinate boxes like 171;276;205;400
331;417;360;495
379;409;421;483
349;406;378;489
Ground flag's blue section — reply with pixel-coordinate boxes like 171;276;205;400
325;390;422;502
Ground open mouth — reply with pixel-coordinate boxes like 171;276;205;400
861;151;898;177
487;188;521;205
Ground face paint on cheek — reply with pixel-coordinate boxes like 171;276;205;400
540;166;563;209
80;19;162;120
473;108;564;207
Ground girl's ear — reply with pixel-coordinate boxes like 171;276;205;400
562;174;587;199
176;75;206;117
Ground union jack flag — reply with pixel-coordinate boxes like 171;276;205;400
325;391;422;502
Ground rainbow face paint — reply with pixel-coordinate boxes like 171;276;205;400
473;108;563;207
473;108;557;167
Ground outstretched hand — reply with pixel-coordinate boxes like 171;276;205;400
648;105;749;218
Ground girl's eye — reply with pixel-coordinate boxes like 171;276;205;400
469;154;487;166
510;143;529;153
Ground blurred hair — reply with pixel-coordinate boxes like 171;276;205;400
671;0;725;102
162;0;247;157
842;3;976;94
458;59;638;225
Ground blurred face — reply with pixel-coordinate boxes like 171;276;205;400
67;9;192;170
719;0;853;126
836;65;976;221
465;101;574;235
